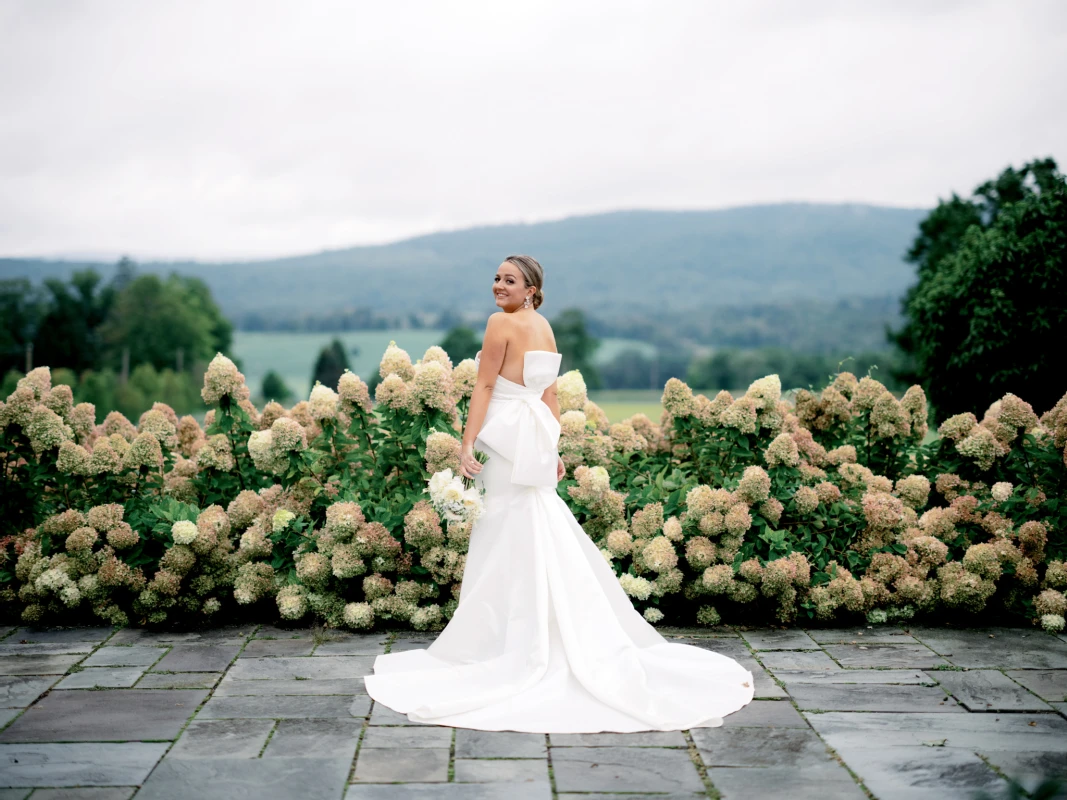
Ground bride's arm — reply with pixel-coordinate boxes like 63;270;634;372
541;381;560;424
459;314;507;477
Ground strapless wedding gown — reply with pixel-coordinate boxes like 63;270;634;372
363;350;754;732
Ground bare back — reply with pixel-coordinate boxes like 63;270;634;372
489;311;557;387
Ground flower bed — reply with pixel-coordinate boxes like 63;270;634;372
1;341;1064;632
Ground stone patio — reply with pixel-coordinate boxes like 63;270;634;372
0;623;1064;799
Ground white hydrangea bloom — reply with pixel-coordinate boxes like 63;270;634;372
991;482;1013;503
171;520;199;545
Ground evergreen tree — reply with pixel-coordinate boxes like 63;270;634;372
439;326;480;363
311;338;350;392
262;370;294;403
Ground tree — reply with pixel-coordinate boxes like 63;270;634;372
32;269;116;374
894;158;1066;419
262;370;294;404
98;272;230;372
438;326;480;363
311;338;350;393
552;308;602;389
0;278;44;374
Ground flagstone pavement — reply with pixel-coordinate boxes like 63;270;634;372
0;623;1064;799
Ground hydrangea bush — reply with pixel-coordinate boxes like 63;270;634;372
1;343;1064;634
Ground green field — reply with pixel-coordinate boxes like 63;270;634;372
232;330;657;406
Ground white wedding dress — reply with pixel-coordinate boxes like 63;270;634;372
363;350;754;732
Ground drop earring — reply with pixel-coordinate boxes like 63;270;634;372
523;296;531;309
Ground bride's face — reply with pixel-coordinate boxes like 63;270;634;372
493;262;530;312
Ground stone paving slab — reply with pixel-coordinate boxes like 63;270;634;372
348;785;550;799
0;677;57;707
252;626;313;639
168;718;274;759
240;639;316;658
81;646;166;668
368;704;425;725
977;749;1067;792
226;656;375;680
692;726;834;767
152;644;241;672
550;746;705;794
0;656;84;676
453;758;550;784
1004;669;1067;701
823;643;949;669
263;719;363;759
727;655;786;699
454;729;546;758
351;748;449;783
313;636;390;656
197;695;370;719
0;644;97;658
28;788;136;800
707;763;867;800
757;650;841;671
214;677;368;696
833;744;1007;800
108;626;255;646
740;629;818;650
136;757;350;800
719;699;807;728
912;628;1067;669
8;628;114;644
934;669;1055;711
54;667;144;689
774;668;935;685
805;710;1067;751
360;725;452;749
805;627;917;644
0;690;207;743
788;683;963;712
136;672;222;690
549;731;686;747
0;742;169;787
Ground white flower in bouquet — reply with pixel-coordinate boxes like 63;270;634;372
428;469;454;497
426;469;485;525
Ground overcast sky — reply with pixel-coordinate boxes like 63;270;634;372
1;0;1064;260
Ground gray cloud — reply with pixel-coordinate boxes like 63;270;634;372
0;0;1064;259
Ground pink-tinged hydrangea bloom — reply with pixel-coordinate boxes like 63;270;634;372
991;482;1013;503
956;427;1001;470
227;490;265;530
1;386;36;428
375;373;414;412
764;433;800;468
137;409;178;451
1041;614;1066;633
308;383;339;421
425;431;462;475
106;522;139;550
619;573;653;600
404;501;444;551
724;503;752;536
962;543;1002;580
379;341;415;381
1017;520;1048;562
195;434;235;472
641;536;679;572
56;441;91;475
413;361;454;411
997;393;1039;430
662;516;683;542
699;512;725;536
814;481;842;504
88;437;123;474
65;526;98;552
938;562;996;612
343;601;375;629
737;465;772;504
123;432;164;470
87;504;124;532
826;445;858;465
582;401;610;432
1034;589;1066;617
895;475;931;510
605;529;633;557
853;376;888;412
448;359;478;401
556;370;588;412
336;370;372;414
696;605;721;625
720;396;759;435
42;383;73;420
871;393;911;440
68;402;96;442
938;412;978;441
759;497;784;526
793;486;819;515
702;564;734;593
745;374;781;411
631;503;664;538
1044;560;1067;589
26;406;73;453
900;385;929;440
661;378;696;418
609;421;646;452
685;537;716;570
201;353;249;406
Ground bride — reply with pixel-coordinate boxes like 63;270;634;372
363;255;754;733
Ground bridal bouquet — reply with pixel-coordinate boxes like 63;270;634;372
426;467;486;524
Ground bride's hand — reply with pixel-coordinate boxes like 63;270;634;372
556;455;565;482
459;448;482;480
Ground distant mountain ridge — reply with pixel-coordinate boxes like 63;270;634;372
0;203;927;324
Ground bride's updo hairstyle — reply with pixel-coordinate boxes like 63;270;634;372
504;254;545;310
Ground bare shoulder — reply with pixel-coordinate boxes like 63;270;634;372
539;312;558;351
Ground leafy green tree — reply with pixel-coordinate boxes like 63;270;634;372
33;270;116;374
311;338;350;393
261;370;294;403
552;308;602;389
0;279;43;375
894;158;1066;419
98;273;230;372
438;326;480;363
